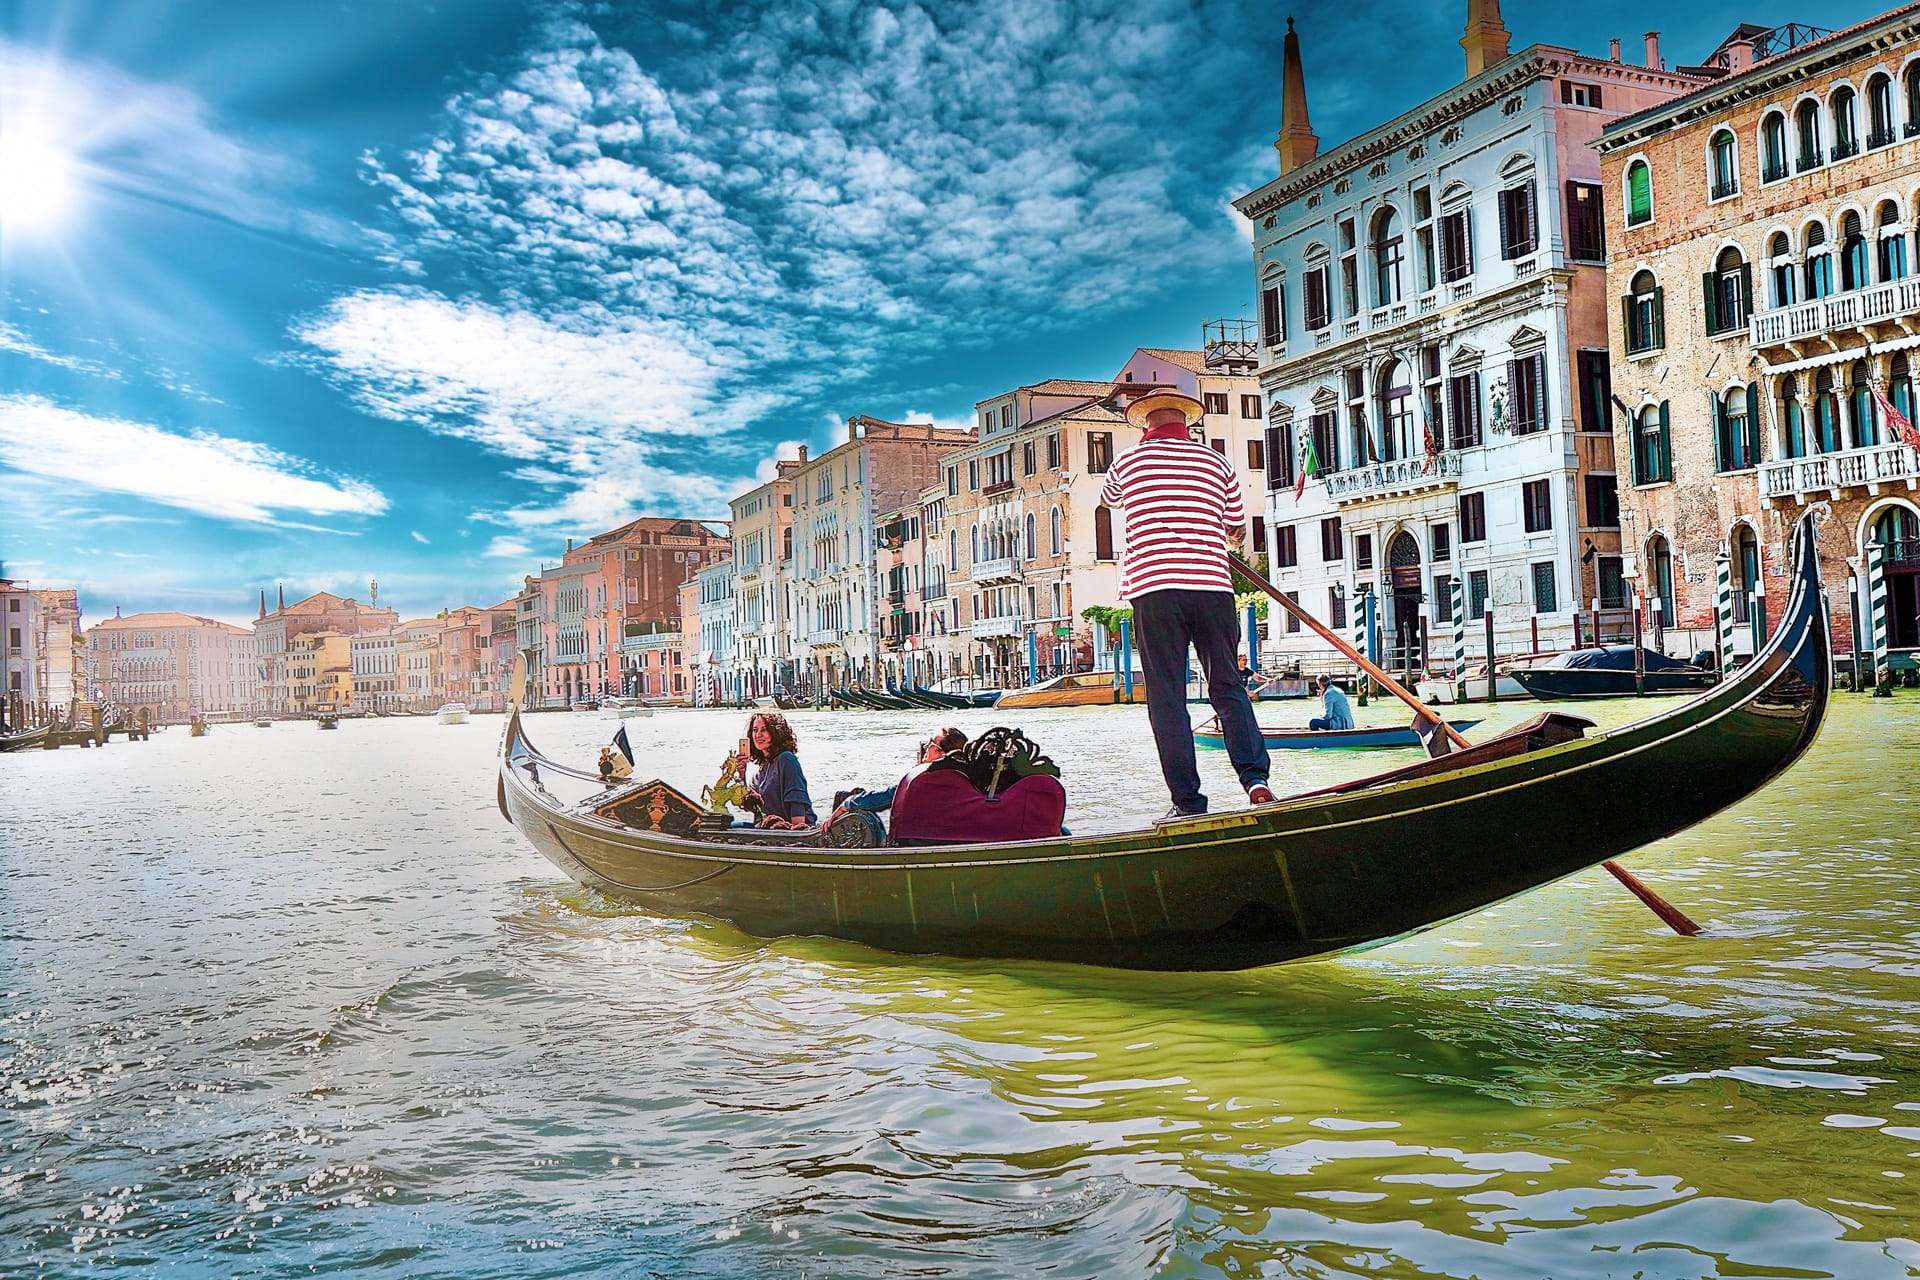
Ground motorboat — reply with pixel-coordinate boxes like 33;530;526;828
996;672;1144;709
602;697;655;719
1509;647;1718;700
435;702;471;725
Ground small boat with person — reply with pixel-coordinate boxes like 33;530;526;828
1194;717;1483;751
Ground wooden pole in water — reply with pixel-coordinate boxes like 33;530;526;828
1228;552;1700;938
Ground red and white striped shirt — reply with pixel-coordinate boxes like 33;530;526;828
1099;436;1245;600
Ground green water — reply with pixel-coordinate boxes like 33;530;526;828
2;695;1917;1276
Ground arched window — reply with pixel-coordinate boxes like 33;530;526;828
1894;354;1915;425
1023;512;1036;561
1795;100;1823;170
1625;270;1663;353
1841;211;1869;290
1093;506;1115;562
1832;85;1860;158
1850;360;1877;446
970;525;979;565
1709;129;1738;198
1635;402;1671;485
1049;506;1062;556
1769;230;1796;308
1880;201;1909;281
1782;374;1806;459
1371;207;1404;306
1813;368;1841;453
1872;506;1920;649
1909;63;1920;137
1648;534;1676;624
1625;159;1652;226
1760;111;1789;182
948;528;957;568
1868;73;1896;148
1707;245;1749;334
1375;359;1411;461
1804;222;1834;299
1715;382;1760;471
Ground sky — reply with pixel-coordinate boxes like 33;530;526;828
0;0;1885;625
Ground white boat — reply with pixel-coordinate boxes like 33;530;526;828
435;702;470;725
601;697;654;719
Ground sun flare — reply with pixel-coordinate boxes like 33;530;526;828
0;129;79;234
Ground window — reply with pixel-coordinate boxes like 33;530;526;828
1796;99;1822;171
1805;222;1835;298
1373;207;1404;304
1204;392;1228;416
1704;246;1751;335
1584;473;1620;527
1260;272;1286;347
1247;437;1266;472
1566;181;1605;260
1634;402;1672;485
1769;231;1797;308
1868;73;1896;148
1561;80;1602;108
1831;86;1859;160
1024;512;1036;560
1624;270;1664;354
1603;553;1629;613
1432;522;1451;562
1507;352;1546;434
1459;492;1486;543
1760;112;1789;183
1047;433;1061;469
1087;433;1113;474
1468;569;1490;621
1908;64;1920;138
1712;383;1756;469
1310;410;1340;475
1413;185;1437;291
1433;574;1454;623
1339;217;1359;316
1355;532;1374;570
1283;590;1301;633
1498;181;1536;259
968;459;979;490
1320;516;1343;562
1263;424;1290;491
1021;440;1036;476
1522;479;1553;532
1446;369;1482;449
1813;368;1841;453
1577;350;1613;434
1329;586;1347;630
1050;507;1062;555
1302;264;1332;330
1841;211;1869;291
1241;394;1261;418
1709;129;1738;199
1625;159;1652;226
1439;203;1473;282
1531;562;1558;613
1093;506;1114;560
1782;374;1806;459
1209;438;1226;455
1251;519;1266;553
1878;201;1908;281
1274;524;1298;568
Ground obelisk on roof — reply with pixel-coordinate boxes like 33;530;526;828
1275;17;1318;176
1462;0;1511;77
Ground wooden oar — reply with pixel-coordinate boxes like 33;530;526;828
1227;552;1701;937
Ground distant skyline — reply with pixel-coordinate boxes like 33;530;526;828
0;0;1884;625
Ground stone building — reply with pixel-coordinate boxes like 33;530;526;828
31;589;83;707
351;628;400;713
1595;7;1920;659
730;457;802;699
874;500;929;689
693;556;738;705
251;587;397;714
1233;3;1714;668
85;610;256;722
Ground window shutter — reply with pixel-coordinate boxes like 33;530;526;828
1651;286;1666;349
1621;293;1635;348
1506;358;1519;430
1738;262;1753;327
1261;286;1281;346
1710;391;1726;471
1592;83;1603;109
1498;189;1513;259
1278;282;1288;341
1521;182;1537;254
1561;80;1573;103
1702;271;1721;335
1263;425;1285;491
1658;400;1671;481
1533;353;1548;433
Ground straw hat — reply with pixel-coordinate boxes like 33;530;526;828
1123;389;1204;429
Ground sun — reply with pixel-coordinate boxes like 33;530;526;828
0;128;79;235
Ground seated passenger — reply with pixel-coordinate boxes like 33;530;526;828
889;727;1068;846
828;727;967;829
740;712;816;829
1309;674;1355;731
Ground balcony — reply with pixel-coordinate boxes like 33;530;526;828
1750;276;1920;347
1831;136;1860;162
1761;443;1920;502
1869;126;1896;150
981;479;1015;497
1324;451;1462;504
1761;158;1788;183
971;557;1023;585
1797;148;1822;173
804;629;844;649
970;614;1024;640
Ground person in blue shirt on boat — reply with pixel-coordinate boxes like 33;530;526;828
739;712;816;829
1309;674;1355;731
827;726;967;830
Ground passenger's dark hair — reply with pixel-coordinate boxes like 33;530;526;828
930;726;967;753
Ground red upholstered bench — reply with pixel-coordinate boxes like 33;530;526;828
889;767;1067;845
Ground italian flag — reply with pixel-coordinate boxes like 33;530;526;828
1294;434;1319;501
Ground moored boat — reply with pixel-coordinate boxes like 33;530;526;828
0;724;51;751
995;671;1144;709
1194;718;1483;750
602;697;655;719
1509;647;1717;700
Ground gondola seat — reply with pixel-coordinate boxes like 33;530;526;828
889;768;1067;845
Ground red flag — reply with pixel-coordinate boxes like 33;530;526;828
1872;381;1920;451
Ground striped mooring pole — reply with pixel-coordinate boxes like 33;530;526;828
1352;588;1369;695
1451;578;1467;702
1868;541;1889;687
1714;551;1735;674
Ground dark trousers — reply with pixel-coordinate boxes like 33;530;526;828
1132;589;1271;814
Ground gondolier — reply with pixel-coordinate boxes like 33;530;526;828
1100;389;1273;817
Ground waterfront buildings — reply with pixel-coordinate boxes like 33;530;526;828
252;588;397;714
691;555;737;705
729;458;802;699
1594;6;1920;658
1233;3;1714;669
84;610;257;722
351;628;400;713
31;589;83;707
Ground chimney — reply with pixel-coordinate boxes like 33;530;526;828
1725;38;1754;72
1275;17;1319;175
1462;0;1511;79
566;537;573;552
1644;31;1661;69
278;584;285;611
798;445;809;463
1609;37;1621;62
115;604;122;619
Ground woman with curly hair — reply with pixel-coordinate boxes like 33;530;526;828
738;711;815;829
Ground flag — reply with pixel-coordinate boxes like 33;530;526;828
1294;432;1319;501
611;724;634;767
1872;381;1920;452
1418;392;1440;474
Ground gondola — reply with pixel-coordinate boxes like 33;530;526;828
497;514;1831;971
0;724;50;752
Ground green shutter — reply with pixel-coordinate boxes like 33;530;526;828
1703;271;1721;335
1621;293;1636;350
1658;400;1672;481
1711;392;1726;471
1652;286;1666;349
1738;263;1754;328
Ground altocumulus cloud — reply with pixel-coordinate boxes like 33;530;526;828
0;396;388;524
304;0;1261;530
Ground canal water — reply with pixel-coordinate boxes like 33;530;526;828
3;695;1918;1277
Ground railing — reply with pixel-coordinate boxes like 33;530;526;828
1797;147;1822;173
1710;176;1739;200
804;630;844;648
1761;158;1789;183
1908;120;1920;139
1760;441;1920;500
970;557;1023;584
970;614;1024;640
1832;137;1860;161
1511;257;1537;278
981;479;1015;497
1449;279;1475;302
1750;276;1920;345
1869;126;1896;150
1417;294;1438;315
1325;451;1462;502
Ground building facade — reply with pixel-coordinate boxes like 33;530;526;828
251;588;397;714
351;628;400;713
693;556;738;705
85;610;256;722
1233;4;1713;669
31;589;83;707
1596;8;1920;659
730;459;801;699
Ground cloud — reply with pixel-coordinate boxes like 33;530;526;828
0;322;122;380
0;395;388;524
485;536;534;559
411;530;430;544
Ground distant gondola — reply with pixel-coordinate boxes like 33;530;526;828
1509;646;1719;699
497;514;1831;971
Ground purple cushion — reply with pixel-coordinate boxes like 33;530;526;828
890;769;1067;845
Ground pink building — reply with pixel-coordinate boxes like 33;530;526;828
86;610;256;723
